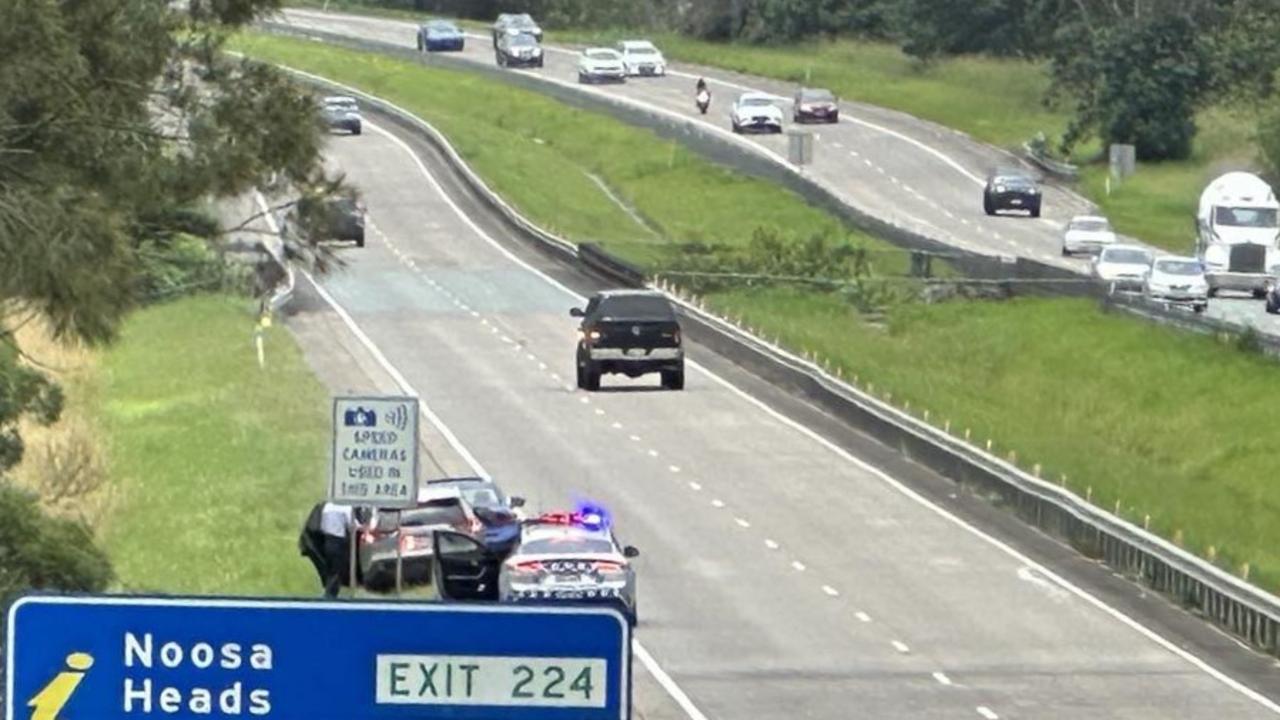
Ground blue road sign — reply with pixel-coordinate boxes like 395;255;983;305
6;595;630;720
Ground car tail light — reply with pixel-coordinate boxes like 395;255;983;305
508;560;545;580
593;561;626;579
399;534;421;552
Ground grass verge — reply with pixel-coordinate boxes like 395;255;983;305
230;32;901;272
94;295;330;595
708;287;1280;588
241;32;1280;589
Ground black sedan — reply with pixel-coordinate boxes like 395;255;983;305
983;170;1042;217
417;19;464;52
793;87;839;124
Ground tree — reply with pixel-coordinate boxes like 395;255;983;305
0;0;346;598
1053;13;1209;160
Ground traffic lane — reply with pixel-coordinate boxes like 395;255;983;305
285;285;694;720
278;9;1080;267
322;129;1012;720
326;123;1279;718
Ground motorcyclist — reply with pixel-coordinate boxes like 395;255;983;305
695;78;711;115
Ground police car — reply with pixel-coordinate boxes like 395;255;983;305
432;507;640;624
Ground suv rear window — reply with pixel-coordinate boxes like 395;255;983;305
596;295;675;321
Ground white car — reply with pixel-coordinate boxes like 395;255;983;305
1144;256;1209;312
577;48;626;84
616;40;666;77
1061;215;1117;256
731;92;784;134
1092;244;1153;292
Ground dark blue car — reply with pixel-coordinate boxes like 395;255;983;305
417;20;465;52
424;477;523;553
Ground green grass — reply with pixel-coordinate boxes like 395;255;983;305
710;287;1280;589
95;295;331;595
1082;108;1262;253
231;32;901;272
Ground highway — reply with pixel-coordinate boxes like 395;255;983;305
284;107;1280;719
274;8;1280;336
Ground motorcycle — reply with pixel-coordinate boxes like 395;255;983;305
695;89;711;115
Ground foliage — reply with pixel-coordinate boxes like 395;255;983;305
0;345;63;474
1054;14;1209;160
0;482;113;601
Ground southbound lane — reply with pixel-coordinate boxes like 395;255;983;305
296;118;1280;720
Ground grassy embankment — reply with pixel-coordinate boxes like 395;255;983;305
235;33;1280;590
285;0;1264;254
15;295;332;596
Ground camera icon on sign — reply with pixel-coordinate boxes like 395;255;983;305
343;407;377;428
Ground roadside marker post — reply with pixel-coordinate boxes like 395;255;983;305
6;595;632;720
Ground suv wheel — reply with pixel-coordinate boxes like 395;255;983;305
582;362;601;392
661;366;685;391
1029;200;1041;218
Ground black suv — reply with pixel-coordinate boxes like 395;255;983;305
495;31;544;68
284;194;366;247
571;290;684;391
983;169;1042;217
492;12;542;44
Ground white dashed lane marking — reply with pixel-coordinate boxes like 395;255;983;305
855;612;872;623
688;481;703;491
734;517;751;528
977;707;999;720
765;539;780;550
933;672;953;687
790;561;806;572
710;499;725;508
668;465;681;473
822;585;840;597
892;641;910;654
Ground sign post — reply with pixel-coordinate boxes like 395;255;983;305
7;596;632;720
331;396;419;595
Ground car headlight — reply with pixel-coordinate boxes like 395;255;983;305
995;185;1006;193
1029;188;1041;195
532;48;543;56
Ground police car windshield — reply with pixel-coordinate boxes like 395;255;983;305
596;295;674;320
520;538;614;555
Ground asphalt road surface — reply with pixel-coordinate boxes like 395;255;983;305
275;8;1280;335
281;112;1280;720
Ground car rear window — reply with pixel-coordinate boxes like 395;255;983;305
801;89;834;102
596;295;675;320
1071;220;1110;233
519;538;615;555
400;500;465;527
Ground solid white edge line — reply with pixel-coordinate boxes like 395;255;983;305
302;127;710;720
633;640;711;720
353;110;1280;715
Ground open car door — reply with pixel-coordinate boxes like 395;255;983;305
432;530;503;601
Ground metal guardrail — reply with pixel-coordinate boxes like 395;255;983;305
264;59;1280;659
1022;139;1080;181
1104;291;1280;358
